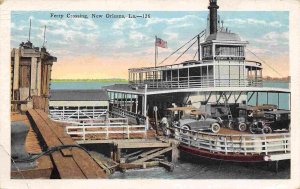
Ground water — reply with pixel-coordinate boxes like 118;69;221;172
109;158;290;179
50;81;123;90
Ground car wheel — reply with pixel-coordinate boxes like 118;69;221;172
249;124;256;134
238;123;247;132
262;126;272;134
181;125;190;133
211;123;220;133
227;121;234;129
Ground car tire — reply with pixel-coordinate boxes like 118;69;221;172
211;123;220;133
227;121;234;129
238;123;247;132
249;124;256;134
181;125;190;133
262;126;272;134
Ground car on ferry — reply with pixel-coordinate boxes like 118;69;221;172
160;107;221;134
261;110;291;132
229;104;278;132
179;110;221;133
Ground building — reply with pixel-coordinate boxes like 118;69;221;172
11;41;57;112
49;89;109;122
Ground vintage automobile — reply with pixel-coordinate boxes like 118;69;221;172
178;111;221;133
249;120;273;134
160;106;198;136
262;110;291;132
230;104;278;132
176;109;221;133
160;107;221;134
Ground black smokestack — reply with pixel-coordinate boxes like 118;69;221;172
208;0;219;34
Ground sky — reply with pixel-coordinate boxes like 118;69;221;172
11;10;289;79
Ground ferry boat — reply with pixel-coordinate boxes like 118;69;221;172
104;0;291;163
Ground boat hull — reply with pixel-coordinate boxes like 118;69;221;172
179;144;265;162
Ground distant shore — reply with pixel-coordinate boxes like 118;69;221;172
52;79;128;83
51;78;290;83
263;76;290;82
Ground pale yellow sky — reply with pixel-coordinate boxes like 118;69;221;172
51;54;289;79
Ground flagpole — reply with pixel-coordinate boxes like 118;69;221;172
155;35;157;69
155;36;157;81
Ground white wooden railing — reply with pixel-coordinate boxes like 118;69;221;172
129;79;262;89
49;108;108;122
111;107;145;120
65;118;147;140
172;126;290;159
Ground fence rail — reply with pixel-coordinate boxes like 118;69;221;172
66;119;147;140
49;108;108;122
171;126;290;159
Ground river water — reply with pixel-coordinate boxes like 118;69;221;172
50;80;290;179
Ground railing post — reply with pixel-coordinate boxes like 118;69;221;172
146;116;149;130
82;122;86;141
209;139;212;152
106;125;109;139
127;125;130;139
224;137;228;155
77;106;80;120
242;136;246;155
283;134;287;153
264;136;268;155
144;124;147;138
93;106;95;119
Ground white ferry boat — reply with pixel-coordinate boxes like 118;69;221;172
103;0;291;163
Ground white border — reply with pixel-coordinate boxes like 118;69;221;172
1;0;299;189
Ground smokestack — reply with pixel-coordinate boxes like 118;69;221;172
208;0;219;34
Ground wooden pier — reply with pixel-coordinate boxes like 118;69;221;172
15;109;108;178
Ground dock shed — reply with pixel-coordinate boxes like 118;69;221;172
49;89;109;122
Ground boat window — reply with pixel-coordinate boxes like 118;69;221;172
215;45;244;57
203;45;212;58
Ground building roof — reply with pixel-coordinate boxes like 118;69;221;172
206;32;241;42
50;89;109;101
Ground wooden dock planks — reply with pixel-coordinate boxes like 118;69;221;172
27;109;107;179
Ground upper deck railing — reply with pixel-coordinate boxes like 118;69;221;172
128;60;262;89
129;60;262;73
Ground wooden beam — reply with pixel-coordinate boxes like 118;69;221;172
138;148;163;158
28;109;86;178
119;161;159;169
131;147;172;164
13;48;20;90
31;57;37;94
35;109;107;178
159;161;174;172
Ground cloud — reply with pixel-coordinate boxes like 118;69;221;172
226;18;283;28
253;31;288;48
145;15;204;27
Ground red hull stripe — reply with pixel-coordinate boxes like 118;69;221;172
179;144;265;162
